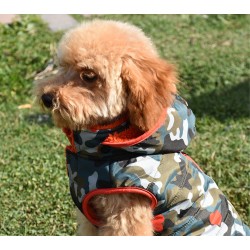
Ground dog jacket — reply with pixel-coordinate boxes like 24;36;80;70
63;95;250;236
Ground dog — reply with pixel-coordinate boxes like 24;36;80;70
35;20;249;236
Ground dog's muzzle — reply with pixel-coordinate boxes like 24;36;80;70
41;93;54;108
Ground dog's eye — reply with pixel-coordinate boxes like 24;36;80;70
80;70;98;83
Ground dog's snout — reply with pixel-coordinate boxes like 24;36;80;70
41;93;54;108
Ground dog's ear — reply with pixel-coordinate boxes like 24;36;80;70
121;56;178;131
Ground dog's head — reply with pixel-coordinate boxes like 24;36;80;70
35;20;177;131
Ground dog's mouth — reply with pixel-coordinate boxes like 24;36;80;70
39;92;75;129
40;92;62;115
40;91;126;131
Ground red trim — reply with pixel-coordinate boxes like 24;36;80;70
62;128;77;153
182;153;203;172
89;115;128;132
82;187;158;227
102;110;167;148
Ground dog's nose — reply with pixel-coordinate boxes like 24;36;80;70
41;93;54;108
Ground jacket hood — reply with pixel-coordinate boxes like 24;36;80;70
63;95;196;159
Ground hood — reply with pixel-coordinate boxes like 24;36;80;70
63;95;196;159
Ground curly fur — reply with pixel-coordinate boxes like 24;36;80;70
35;19;178;236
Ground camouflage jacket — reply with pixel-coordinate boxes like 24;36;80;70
63;95;249;236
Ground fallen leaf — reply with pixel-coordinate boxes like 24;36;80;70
18;104;32;109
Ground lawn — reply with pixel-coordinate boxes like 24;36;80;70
0;14;249;235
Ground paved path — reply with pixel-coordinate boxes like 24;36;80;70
40;14;79;32
0;14;80;32
0;14;18;24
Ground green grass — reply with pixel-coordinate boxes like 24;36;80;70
0;14;249;235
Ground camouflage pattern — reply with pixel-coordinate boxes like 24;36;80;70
64;95;250;236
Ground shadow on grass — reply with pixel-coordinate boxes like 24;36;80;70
187;79;250;121
25;113;54;127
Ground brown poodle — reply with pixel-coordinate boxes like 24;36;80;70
35;20;176;236
35;20;249;236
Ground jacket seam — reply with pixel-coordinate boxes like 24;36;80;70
166;157;202;235
167;158;189;208
169;207;201;236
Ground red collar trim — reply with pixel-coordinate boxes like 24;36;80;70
89;115;128;132
102;110;167;148
62;128;77;153
62;109;166;151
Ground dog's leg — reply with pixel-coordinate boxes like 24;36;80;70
90;193;154;236
76;208;98;236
